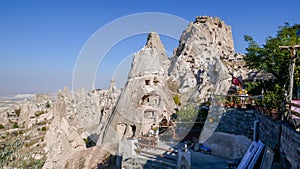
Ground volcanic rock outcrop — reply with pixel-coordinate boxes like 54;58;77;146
169;16;240;103
0;16;252;169
102;32;176;145
101;16;249;148
43;84;120;168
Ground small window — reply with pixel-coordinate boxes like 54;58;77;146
144;111;155;118
142;95;150;103
145;80;150;85
153;77;159;86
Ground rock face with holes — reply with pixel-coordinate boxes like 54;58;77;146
169;16;245;103
0;16;254;169
101;17;250;148
102;32;176;145
43;84;121;169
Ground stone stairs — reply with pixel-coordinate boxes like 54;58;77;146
120;139;178;168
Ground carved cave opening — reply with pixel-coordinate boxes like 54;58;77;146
141;94;160;107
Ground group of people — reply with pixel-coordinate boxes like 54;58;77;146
146;115;176;141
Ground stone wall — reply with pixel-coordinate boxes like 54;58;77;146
255;112;282;153
280;125;300;169
215;108;255;139
215;108;300;169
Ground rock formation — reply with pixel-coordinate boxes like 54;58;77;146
102;32;176;146
169;16;243;103
0;16;254;168
43;91;86;169
43;84;120;168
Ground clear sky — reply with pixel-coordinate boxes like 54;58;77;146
0;0;299;96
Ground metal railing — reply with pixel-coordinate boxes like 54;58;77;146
212;94;262;109
213;94;300;131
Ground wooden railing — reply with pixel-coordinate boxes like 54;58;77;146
285;101;300;131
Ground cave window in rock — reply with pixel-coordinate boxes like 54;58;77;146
141;95;160;107
141;95;150;105
144;111;155;119
153;77;159;86
130;124;136;138
151;95;160;107
145;79;150;85
187;56;194;63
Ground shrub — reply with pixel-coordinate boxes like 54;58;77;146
46;101;51;108
173;94;181;106
262;84;284;110
13;123;19;128
0;123;4;129
35;111;46;117
41;126;47;131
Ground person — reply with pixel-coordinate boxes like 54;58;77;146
161;116;168;126
149;125;155;136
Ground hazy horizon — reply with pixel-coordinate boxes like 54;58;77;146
1;0;299;95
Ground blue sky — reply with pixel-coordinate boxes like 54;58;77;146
0;0;299;95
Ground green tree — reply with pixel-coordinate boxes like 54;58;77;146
244;23;300;102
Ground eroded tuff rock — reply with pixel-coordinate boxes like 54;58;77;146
1;16;253;169
43;90;85;169
43;84;120;169
169;16;245;103
102;32;176;146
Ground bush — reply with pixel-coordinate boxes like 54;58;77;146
41;126;47;131
262;84;284;110
46;101;51;108
0;123;4;129
173;94;181;106
13;123;19;128
35;111;46;117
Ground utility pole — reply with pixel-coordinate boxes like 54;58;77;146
279;44;300;101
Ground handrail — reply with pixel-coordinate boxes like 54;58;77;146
287;101;300;109
213;94;262;98
284;102;300;131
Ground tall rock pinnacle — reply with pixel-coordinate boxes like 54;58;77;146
102;32;176;145
169;16;236;102
128;32;170;79
145;32;166;52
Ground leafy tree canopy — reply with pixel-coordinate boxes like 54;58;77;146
244;23;300;108
244;23;300;91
